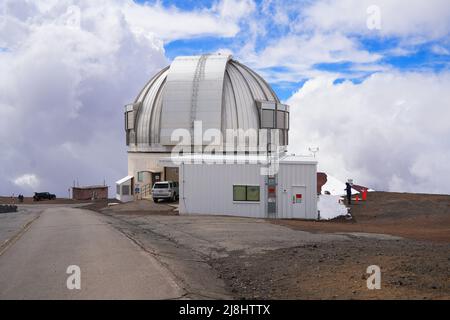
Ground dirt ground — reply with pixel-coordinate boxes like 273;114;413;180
211;238;449;300
14;191;446;300
215;192;450;299
86;192;449;300
272;192;450;242
84;199;178;215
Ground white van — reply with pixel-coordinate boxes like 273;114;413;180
152;181;179;202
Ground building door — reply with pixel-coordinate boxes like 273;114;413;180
164;167;179;182
291;186;306;219
150;172;161;187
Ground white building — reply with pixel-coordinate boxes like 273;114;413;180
160;154;317;219
116;53;318;219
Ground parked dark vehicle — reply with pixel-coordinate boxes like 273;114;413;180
33;192;56;201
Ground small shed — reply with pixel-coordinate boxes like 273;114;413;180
160;154;318;219
72;185;108;200
115;176;134;202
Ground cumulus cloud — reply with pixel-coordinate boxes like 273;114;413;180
123;0;254;41
288;71;450;194
244;32;383;82
1;0;448;197
233;0;450;83
300;0;450;40
13;174;40;190
0;0;256;197
0;0;254;194
0;0;168;196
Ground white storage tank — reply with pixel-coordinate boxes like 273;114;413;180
160;154;317;219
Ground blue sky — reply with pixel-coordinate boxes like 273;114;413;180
133;0;450;100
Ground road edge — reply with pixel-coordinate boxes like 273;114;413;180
0;213;41;257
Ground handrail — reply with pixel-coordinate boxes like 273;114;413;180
136;183;153;199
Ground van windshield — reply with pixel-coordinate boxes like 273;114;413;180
154;183;169;189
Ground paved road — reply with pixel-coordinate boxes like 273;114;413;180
0;207;183;299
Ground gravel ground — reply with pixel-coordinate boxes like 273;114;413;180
211;238;450;299
273;192;450;242
86;192;450;300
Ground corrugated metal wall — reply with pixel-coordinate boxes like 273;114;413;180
179;161;317;219
160;55;229;145
277;162;318;219
129;54;284;151
180;162;267;218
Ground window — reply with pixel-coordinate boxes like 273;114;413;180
125;111;134;130
279;129;285;146
137;171;144;182
285;112;289;130
122;185;130;195
233;186;247;201
154;183;169;189
116;185;120;194
277;111;285;129
261;109;275;128
246;186;260;201
233;185;260;202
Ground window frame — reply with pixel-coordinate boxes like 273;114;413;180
122;185;130;195
233;185;247;202
285;111;290;130
125;111;134;130
276;110;286;129
246;185;260;202
261;109;275;129
233;185;260;202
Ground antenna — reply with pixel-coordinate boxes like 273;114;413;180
308;146;320;158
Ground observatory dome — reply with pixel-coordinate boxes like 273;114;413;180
125;54;289;152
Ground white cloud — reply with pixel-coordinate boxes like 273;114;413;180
287;71;450;194
241;32;383;82
214;48;234;56
431;45;450;55
0;0;256;196
233;0;450;82
123;0;254;42
1;0;448;197
215;0;255;20
301;0;450;40
13;174;40;190
0;0;168;196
